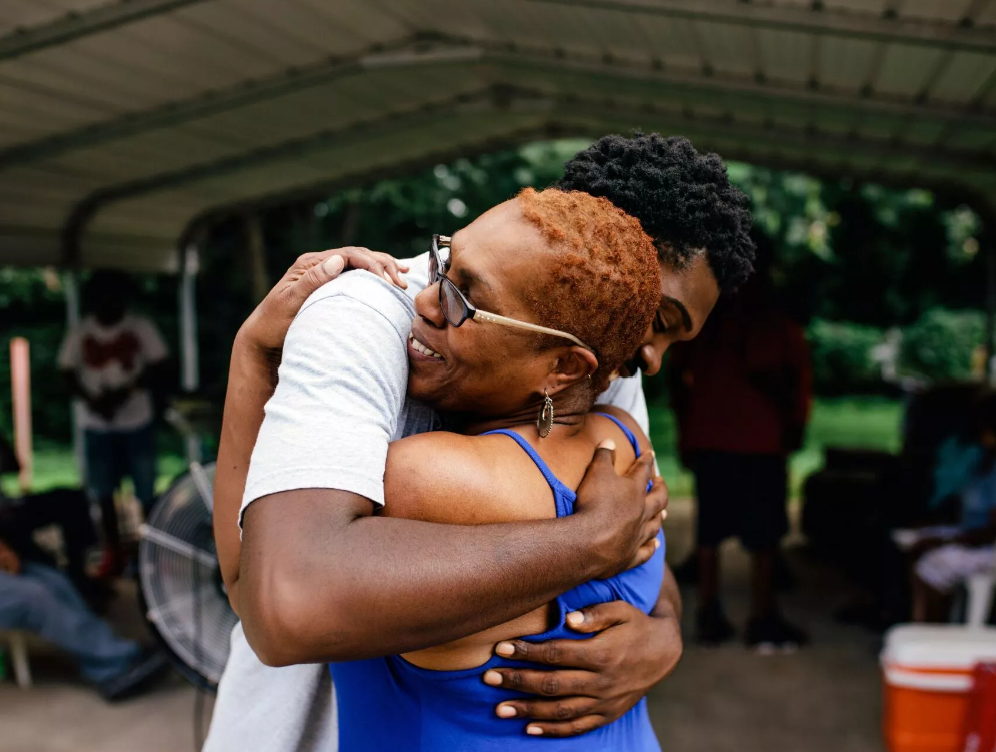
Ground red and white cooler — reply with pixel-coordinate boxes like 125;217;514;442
881;625;996;752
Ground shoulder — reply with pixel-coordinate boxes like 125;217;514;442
384;431;551;525
297;269;415;338
590;404;652;456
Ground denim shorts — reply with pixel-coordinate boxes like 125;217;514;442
84;424;157;511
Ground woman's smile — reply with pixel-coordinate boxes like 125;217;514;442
408;331;444;361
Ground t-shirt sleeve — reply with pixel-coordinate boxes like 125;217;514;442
57;327;81;371
595;372;651;437
136;317;169;364
595;372;658;473
240;274;413;525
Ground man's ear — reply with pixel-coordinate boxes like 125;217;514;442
549;347;599;393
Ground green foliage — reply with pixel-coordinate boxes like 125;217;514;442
649;396;903;498
0;140;990;444
899;308;985;381
805;319;884;394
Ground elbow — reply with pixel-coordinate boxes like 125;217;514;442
239;559;356;666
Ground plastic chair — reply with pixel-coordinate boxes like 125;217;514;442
965;547;996;628
2;631;32;688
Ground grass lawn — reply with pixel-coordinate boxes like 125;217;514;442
7;397;904;501
648;396;904;499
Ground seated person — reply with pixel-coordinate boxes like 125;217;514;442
909;395;996;622
911;421;996;622
0;533;168;699
0;433;107;601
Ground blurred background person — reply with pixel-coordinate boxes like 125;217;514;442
0;431;108;604
910;393;996;622
0;530;168;700
669;232;812;651
58;271;169;577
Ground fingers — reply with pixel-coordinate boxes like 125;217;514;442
520;715;607;738
374;252;408;289
624;450;655;493
493;638;602;670
484;667;600;695
563;600;635;634
587;439;616;472
645;476;668;520
322;255;345;278
627;535;660;569
494;695;598;722
295;255;343;299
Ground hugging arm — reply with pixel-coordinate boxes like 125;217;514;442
229;267;662;667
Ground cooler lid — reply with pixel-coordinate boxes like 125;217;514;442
882;625;996;670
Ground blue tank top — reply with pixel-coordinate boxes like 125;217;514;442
330;414;665;751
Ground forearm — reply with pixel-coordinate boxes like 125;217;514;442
647;565;683;681
240;493;612;666
214;333;278;612
654;563;682;621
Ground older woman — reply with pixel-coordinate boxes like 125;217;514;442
330;187;667;750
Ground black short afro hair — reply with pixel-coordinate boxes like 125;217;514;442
557;133;755;292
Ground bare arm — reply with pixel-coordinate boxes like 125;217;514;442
214;335;277;613
240;447;662;666
214;248;409;613
217;250;664;666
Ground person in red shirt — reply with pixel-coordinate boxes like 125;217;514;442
668;233;812;650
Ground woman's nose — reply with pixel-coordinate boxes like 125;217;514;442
414;283;447;328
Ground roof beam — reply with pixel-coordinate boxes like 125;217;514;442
74;85;992;218
63;87;542;250
0;35;461;169
485;44;996;128
3;36;994;174
528;0;996;54
0;0;211;62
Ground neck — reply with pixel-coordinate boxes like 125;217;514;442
454;389;591;438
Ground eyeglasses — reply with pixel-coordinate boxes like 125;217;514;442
428;234;593;352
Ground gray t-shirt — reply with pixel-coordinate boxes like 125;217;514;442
204;254;652;752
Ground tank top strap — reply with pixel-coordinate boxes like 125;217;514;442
480;429;575;517
480;429;562;488
595;412;642;457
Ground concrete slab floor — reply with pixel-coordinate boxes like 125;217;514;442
0;499;885;752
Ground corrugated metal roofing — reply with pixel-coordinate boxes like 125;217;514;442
0;0;994;271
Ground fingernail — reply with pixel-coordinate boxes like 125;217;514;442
651;449;657;461
661;510;668;521
323;256;345;275
566;611;584;627
495;641;514;657
526;726;543;736
598;439;616;451
496;705;516;718
653;537;661;550
483;670;502;686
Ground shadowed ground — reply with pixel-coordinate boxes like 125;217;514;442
0;498;884;752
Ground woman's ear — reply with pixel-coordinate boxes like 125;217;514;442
549;347;599;393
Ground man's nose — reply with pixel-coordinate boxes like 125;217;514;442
641;343;666;377
414;284;447;328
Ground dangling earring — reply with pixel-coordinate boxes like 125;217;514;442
537;389;554;438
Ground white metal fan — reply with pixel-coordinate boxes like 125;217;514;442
138;461;235;690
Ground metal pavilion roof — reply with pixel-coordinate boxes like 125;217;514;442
1;0;995;272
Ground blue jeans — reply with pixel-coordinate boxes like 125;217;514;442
85;424;157;513
0;563;141;683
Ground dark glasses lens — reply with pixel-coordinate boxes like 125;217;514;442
429;236;450;282
439;277;471;327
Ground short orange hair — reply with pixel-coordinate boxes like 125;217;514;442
516;187;661;392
